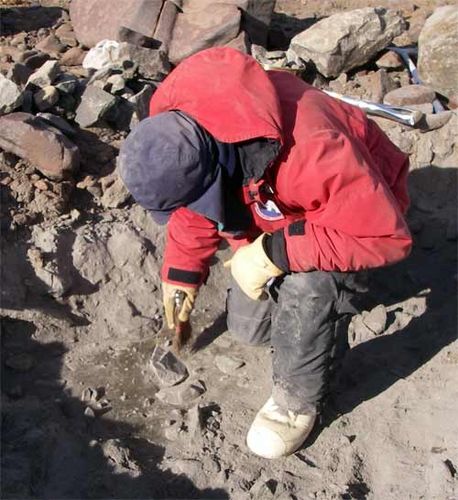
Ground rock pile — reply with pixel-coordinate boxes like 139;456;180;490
69;0;276;63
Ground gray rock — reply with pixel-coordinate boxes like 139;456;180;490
75;85;117;128
100;175;130;208
361;304;387;335
5;353;35;372
7;62;33;86
128;84;155;129
418;111;454;132
0;74;23;115
187;404;205;438
54;74;79;94
33;85;59;111
156;380;206;406
72;235;111;284
31;226;59;253
150;346;189;387
118;43;170;80
215;354;245;374
37;113;77;137
290;8;406;78
84;407;96;418
349;314;375;346
105;74;126;94
26;60;60;89
23;50;51;70
0;112;79;180
81;386;104;402
384;84;436;106
27;246;72;298
418;6;458;99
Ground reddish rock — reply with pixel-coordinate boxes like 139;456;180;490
34;179;50;191
448;93;458;110
225;30;251;54
153;0;179;52
35;34;66;57
169;3;241;64
69;0;163;48
376;51;403;70
55;23;78;47
357;69;398;103
0;112;79;180
60;46;86;66
384;84;436;106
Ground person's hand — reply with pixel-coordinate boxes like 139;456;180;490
224;234;284;300
162;282;198;329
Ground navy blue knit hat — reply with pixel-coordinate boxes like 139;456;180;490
119;111;227;225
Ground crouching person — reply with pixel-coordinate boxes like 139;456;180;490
119;48;412;459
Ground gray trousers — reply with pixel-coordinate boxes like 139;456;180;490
226;271;365;413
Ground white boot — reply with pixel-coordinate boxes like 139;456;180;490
246;397;316;459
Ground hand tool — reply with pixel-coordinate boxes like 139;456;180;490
387;46;445;114
172;289;192;352
323;89;424;126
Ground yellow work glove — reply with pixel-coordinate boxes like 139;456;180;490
224;234;284;301
162;282;198;329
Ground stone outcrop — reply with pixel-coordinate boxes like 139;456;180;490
0;112;79;180
69;0;163;48
69;0;275;64
168;3;241;64
418;6;458;99
290;8;406;78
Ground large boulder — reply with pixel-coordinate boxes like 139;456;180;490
418;6;458;99
69;0;163;48
290;8;406;78
0;113;79;180
70;0;274;63
169;3;241;65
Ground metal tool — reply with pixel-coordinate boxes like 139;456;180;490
172;290;192;352
387;46;445;114
323;90;424;126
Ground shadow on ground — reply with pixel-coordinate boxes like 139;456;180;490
0;6;68;35
1;316;229;499
306;166;458;445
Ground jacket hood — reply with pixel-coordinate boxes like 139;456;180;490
149;47;284;145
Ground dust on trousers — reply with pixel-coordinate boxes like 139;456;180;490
226;270;368;413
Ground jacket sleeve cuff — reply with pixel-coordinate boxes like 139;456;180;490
263;230;290;272
161;265;205;288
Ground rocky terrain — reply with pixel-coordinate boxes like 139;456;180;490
1;1;457;499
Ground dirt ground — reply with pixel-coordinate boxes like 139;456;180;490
1;1;458;499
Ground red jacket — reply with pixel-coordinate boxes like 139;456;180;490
149;48;412;288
